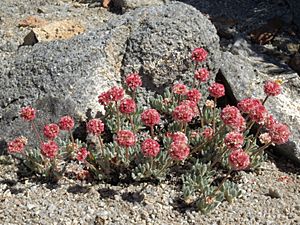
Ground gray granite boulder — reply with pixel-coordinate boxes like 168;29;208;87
220;50;300;164
0;2;220;150
113;0;169;13
286;0;300;29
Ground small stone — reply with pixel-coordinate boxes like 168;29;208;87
268;188;282;198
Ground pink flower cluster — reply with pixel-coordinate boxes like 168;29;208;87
268;123;290;145
229;149;250;170
76;147;89;162
172;83;187;95
125;73;142;91
194;68;209;82
116;130;136;147
43;123;60;139
59;116;75;131
238;98;267;124
221;106;245;131
187;89;202;102
7;136;27;154
202;127;214;140
20;106;36;121
98;86;125;106
191;48;208;63
208;82;225;98
173;99;199;123
119;98;136;114
141;138;160;157
86;119;104;136
141;109;160;127
264;80;282;96
168;132;190;161
41;140;59;159
224;131;244;150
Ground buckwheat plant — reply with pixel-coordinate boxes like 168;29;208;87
7;48;291;213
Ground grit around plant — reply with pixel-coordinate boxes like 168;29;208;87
7;48;291;213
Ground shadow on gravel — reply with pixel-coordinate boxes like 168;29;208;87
121;191;145;203
98;187;117;199
170;197;198;214
67;184;90;194
0;179;25;194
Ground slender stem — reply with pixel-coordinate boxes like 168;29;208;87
115;101;121;131
213;169;232;195
126;147;129;161
212;97;217;132
244;121;255;134
130;115;135;132
68;130;75;151
245;125;263;152
262;96;269;105
98;136;104;155
150;126;154;139
251;142;272;156
31;121;42;144
183;122;188;134
209;146;229;169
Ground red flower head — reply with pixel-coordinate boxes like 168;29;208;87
141;138;160;157
141;109;160;127
98;92;111;106
187;88;202;102
202;127;214;140
264;114;277;129
76;147;90;162
7;136;27;154
43;123;60;139
107;86;124;102
237;98;262;114
59;116;75;131
191;48;208;63
229;149;250;170
269;123;291;145
86;119;104;136
194;68;210;82
208;82;225;98
173;104;194;123
221;106;246;131
125;73;142;91
171;132;188;144
172;83;187;95
169;142;190;161
41;140;59;159
116;130;136;147
20;106;36;121
224;131;244;150
249;104;268;124
119;98;136;114
264;80;282;96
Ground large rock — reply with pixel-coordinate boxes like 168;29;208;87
286;0;300;29
0;2;220;150
113;0;168;13
220;49;300;164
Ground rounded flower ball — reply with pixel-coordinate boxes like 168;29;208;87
20;106;36;121
141;109;160;127
107;86;124;102
237;98;262;114
229;149;250;170
59;116;75;131
125;73;142;91
171;132;188;144
187;88;202;103
116;130;136;147
172;83;187;95
224;131;244;150
86;119;104;136
202;127;214;140
173;105;194;123
264;80;282;96
43;123;60;139
269;122;290;145
141;138;160;157
76;147;89;162
169;142;190;161
119;98;136;114
191;48;208;62
41;141;59;160
98;92;111;106
7;136;27;154
194;68;209;82
221;106;246;131
208;82;225;98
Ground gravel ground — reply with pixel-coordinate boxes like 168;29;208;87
0;155;299;225
1;0;300;224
